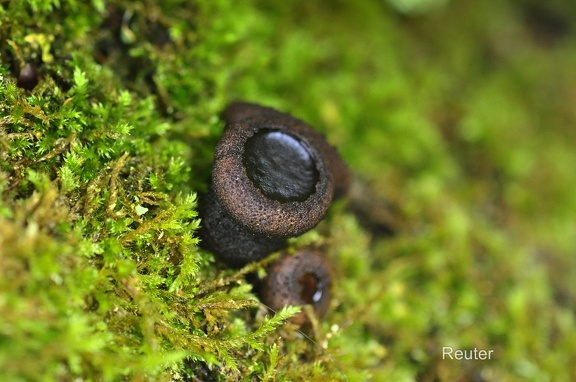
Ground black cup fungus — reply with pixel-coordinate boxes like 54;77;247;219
198;103;349;267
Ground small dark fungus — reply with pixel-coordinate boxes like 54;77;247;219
259;248;333;325
198;102;349;267
17;63;39;90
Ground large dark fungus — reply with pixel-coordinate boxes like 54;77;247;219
198;102;349;267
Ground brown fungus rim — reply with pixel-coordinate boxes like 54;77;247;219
212;117;334;238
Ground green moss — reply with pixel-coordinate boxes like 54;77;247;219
2;0;576;380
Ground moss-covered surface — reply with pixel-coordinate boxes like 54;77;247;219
1;0;576;380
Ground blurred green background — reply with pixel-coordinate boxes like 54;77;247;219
1;0;575;380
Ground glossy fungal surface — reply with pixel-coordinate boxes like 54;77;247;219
243;130;319;202
260;248;333;325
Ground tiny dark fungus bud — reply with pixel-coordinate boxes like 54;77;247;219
260;248;333;325
17;63;39;90
198;102;349;267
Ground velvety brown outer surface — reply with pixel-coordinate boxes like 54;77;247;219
197;191;287;267
260;249;333;325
